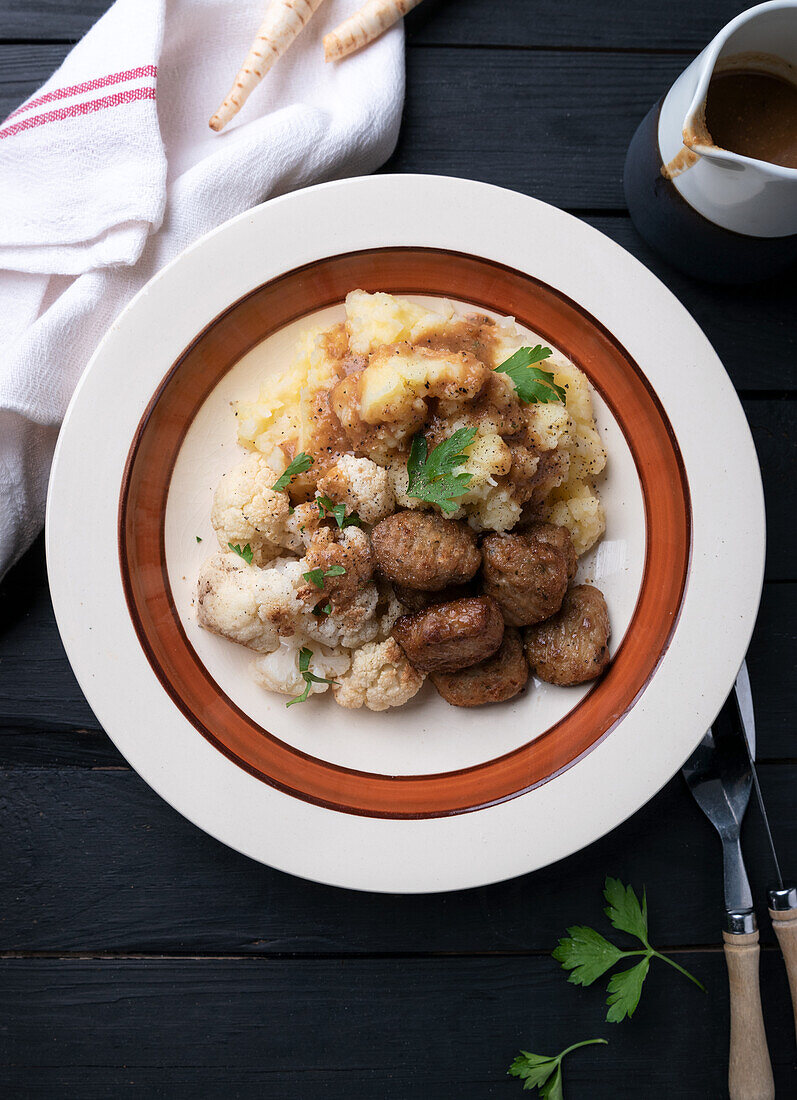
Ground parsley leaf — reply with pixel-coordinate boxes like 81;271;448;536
552;926;623;986
302;565;347;590
606;958;650;1023
552;877;705;1023
604;877;648;943
495;346;566;405
195;536;202;543
228;542;254;564
271;452;313;492
405;427;476;514
285;646;338;707
509;1039;607;1096
317;495;362;528
540;1064;563;1100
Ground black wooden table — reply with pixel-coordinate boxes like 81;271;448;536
1;2;795;1096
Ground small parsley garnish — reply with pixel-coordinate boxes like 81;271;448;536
302;564;347;590
495;346;566;405
317;495;362;528
271;452;313;492
228;542;254;564
195;536;202;543
285;647;338;707
552;877;705;1023
509;1039;607;1097
311;602;333;617
405;427;476;514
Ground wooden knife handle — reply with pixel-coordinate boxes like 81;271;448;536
769;904;797;1043
722;929;775;1100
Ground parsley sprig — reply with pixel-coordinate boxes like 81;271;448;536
495;346;566;405
405;427;477;514
552;877;705;1022
302;564;346;590
285;647;338;708
509;1038;607;1097
271;452;314;492
317;495;361;528
228;542;254;564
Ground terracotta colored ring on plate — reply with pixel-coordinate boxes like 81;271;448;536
119;247;691;819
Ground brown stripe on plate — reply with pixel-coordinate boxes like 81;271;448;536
119;248;691;819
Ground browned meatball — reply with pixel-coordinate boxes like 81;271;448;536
393;582;474;614
371;511;481;591
524;584;611;686
431;628;528;707
392;596;504;673
481;532;569;627
523;522;577;581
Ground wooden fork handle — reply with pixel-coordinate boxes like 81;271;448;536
769;904;797;1043
722;929;775;1100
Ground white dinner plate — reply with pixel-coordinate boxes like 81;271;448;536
46;175;765;893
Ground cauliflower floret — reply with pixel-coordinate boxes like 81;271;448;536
374;583;405;640
333;638;425;711
197;550;379;656
263;554;382;651
299;526;374;609
196;552;292;653
316;455;396;525
211;453;317;565
252;637;351;699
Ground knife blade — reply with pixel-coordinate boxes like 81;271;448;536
734;662;784;890
734;662;797;1043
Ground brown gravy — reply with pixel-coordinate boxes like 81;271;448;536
704;69;797;168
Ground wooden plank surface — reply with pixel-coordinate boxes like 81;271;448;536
0;954;794;1099
0;764;794;954
0;0;758;51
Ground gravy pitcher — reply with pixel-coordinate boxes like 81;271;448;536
624;1;797;283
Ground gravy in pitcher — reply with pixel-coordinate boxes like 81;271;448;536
704;68;797;168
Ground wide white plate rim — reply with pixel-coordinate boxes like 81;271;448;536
46;174;765;894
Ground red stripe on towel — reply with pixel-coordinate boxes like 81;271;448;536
0;86;157;140
3;65;157;123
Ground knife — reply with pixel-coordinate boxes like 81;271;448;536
682;695;774;1100
734;663;797;1042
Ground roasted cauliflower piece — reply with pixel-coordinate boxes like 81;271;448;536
316;454;396;526
252;638;351;700
196;552;298;653
299;526;374;611
333;638;425;711
211;453;319;565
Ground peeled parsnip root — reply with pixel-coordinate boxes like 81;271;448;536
323;0;424;62
210;0;328;132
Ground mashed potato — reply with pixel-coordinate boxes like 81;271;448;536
197;291;607;710
236;291;605;546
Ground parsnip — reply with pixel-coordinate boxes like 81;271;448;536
323;0;424;62
210;0;328;132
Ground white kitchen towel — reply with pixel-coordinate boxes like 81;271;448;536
0;0;405;579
